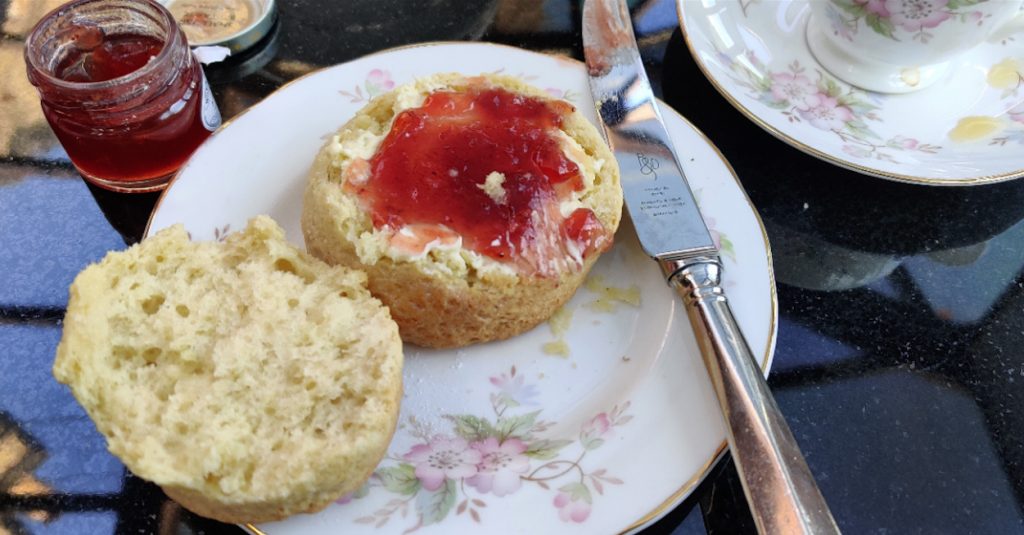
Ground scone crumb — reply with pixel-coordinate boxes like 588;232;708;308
548;305;574;336
584;275;642;312
542;340;570;357
477;171;508;205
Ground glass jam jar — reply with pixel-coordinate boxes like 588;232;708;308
24;0;221;193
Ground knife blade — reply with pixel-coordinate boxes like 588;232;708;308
582;1;840;533
582;0;715;262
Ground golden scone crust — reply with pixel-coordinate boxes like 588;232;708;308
302;73;623;348
53;216;403;524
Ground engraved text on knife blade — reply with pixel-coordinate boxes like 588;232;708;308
595;66;716;260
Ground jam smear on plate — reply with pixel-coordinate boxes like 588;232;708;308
350;84;611;275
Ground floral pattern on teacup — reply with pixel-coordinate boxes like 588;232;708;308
826;0;989;43
342;366;631;531
722;53;941;162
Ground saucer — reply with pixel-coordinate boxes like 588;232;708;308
677;0;1024;186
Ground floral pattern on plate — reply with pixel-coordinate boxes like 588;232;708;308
986;58;1024;145
344;367;630;531
340;69;397;103
947;58;1024;146
722;54;940;163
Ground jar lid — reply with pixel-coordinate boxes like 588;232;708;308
159;0;276;52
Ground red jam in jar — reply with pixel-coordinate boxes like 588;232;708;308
25;0;221;193
346;84;611;276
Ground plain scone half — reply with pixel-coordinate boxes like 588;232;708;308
52;216;404;524
302;73;623;348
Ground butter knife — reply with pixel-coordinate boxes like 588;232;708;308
581;1;840;533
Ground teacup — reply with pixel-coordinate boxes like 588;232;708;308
806;0;1024;93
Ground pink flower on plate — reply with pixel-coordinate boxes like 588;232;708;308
583;413;611;435
466;437;530;497
798;94;854;131
365;69;395;95
490;371;539;406
403;436;482;491
580;413;613;450
889;135;919;149
886;0;952;32
855;0;891;17
553;491;591;522
770;72;819;109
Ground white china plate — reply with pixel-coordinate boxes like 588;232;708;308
146;42;776;535
678;0;1024;185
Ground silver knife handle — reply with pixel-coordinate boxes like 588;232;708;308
663;257;840;535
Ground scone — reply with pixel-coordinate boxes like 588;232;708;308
302;73;623;348
52;216;403;524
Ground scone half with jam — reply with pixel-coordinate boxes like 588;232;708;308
302;73;623;348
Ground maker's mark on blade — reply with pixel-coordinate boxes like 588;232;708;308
583;0;635;76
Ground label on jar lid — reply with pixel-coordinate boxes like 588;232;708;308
166;0;260;46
